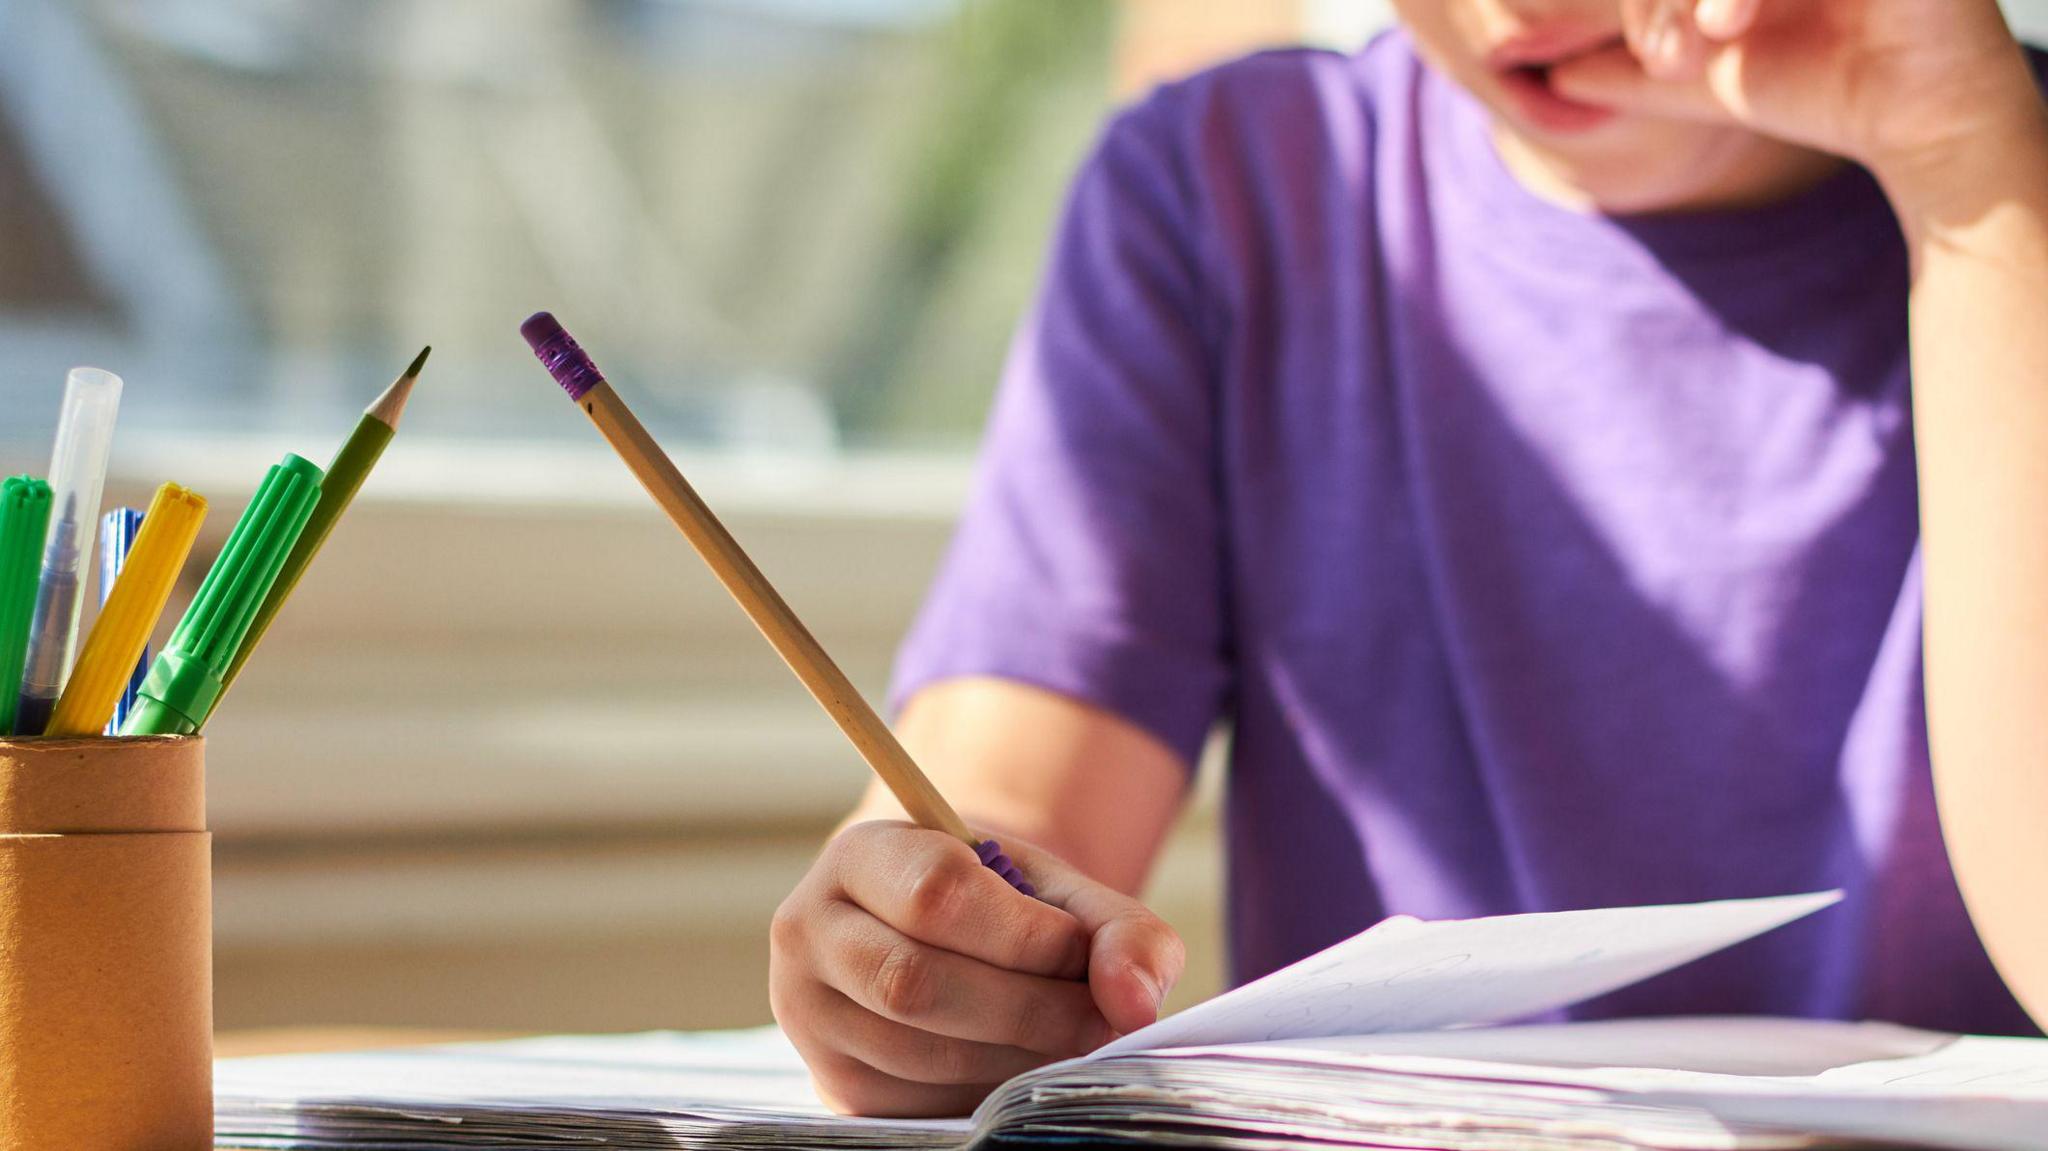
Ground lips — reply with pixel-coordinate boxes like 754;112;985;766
1485;29;1625;135
1486;26;1624;72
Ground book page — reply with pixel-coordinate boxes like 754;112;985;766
1094;891;1842;1057
990;1017;2029;1151
1228;1016;1952;1079
1816;1036;2048;1096
1611;1037;2048;1151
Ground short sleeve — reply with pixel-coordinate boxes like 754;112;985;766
889;90;1230;769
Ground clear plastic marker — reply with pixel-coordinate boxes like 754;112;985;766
14;367;122;735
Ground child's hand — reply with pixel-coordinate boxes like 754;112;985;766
1554;0;2044;202
769;821;1184;1117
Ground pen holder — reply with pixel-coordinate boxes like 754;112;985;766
0;735;211;1150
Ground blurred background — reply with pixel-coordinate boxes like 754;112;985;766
1;0;2044;1038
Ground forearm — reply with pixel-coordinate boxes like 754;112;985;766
1893;101;2048;1022
835;677;1190;896
840;779;1086;869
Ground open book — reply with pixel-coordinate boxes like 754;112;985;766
215;891;2048;1151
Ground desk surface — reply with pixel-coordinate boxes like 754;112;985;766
215;1028;522;1059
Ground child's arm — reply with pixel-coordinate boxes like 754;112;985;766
1898;94;2048;1027
771;679;1188;1117
1561;0;2048;1021
885;678;1191;894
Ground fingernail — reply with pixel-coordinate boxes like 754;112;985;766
1647;24;1677;66
1129;963;1165;1016
1694;0;1733;32
1642;1;1682;65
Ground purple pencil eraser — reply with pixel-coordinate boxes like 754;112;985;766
976;838;1037;899
521;311;605;401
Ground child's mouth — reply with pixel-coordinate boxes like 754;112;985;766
1494;55;1618;135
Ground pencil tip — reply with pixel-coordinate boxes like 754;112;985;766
367;348;428;428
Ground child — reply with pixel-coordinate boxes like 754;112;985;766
769;0;2048;1117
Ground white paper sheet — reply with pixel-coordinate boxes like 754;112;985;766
1818;1035;2048;1095
1094;891;1843;1057
1221;1015;1953;1078
1146;1020;2048;1151
1594;1034;2048;1151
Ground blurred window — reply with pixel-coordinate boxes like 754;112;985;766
0;0;1116;453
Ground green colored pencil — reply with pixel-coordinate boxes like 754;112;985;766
216;346;428;697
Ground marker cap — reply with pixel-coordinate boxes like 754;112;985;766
122;455;323;736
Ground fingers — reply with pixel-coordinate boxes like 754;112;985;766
1080;900;1187;1036
806;987;1054;1086
770;820;1177;1117
1003;839;1187;1037
830;823;1090;980
1549;41;1731;125
1627;0;1768;73
1694;0;1766;41
775;971;1005;1116
801;1047;997;1119
1623;0;1709;80
813;899;1116;1056
771;821;1115;1116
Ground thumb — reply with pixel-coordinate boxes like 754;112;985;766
998;839;1186;1037
1078;896;1186;1037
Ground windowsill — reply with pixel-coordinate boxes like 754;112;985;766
108;433;979;519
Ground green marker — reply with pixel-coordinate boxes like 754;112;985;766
0;477;53;735
122;454;325;737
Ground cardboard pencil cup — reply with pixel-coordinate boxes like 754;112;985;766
0;735;211;1150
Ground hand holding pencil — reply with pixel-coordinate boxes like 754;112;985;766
770;822;1184;1116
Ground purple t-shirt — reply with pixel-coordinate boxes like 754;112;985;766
892;31;2043;1035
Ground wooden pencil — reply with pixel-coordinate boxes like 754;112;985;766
520;315;997;855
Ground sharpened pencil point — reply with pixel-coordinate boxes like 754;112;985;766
367;348;429;428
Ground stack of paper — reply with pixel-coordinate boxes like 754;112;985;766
215;1027;955;1149
215;891;2048;1151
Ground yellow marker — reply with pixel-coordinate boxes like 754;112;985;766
46;483;208;738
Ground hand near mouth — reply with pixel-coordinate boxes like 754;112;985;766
1546;0;2042;194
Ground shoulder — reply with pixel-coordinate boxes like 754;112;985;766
1154;31;1418;117
1094;31;1425;197
1072;28;1426;276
